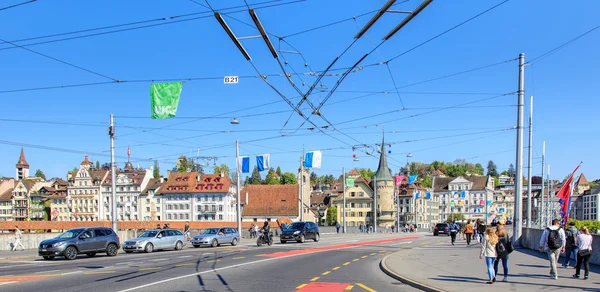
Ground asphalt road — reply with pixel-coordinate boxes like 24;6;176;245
0;233;433;292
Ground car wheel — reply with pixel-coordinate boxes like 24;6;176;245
106;243;118;257
193;245;200;248
211;239;218;248
231;238;238;246
64;246;78;260
42;256;55;260
125;251;133;253
298;235;305;243
314;233;320;242
144;243;154;253
86;252;97;258
175;241;183;251
280;240;286;244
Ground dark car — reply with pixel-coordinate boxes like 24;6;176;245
38;227;120;260
433;223;451;236
280;221;319;243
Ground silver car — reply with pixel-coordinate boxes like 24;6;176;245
190;227;239;248
123;229;186;253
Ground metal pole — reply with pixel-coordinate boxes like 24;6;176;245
396;184;400;233
342;167;346;233
300;146;304;221
549;165;553;222
109;114;117;232
373;176;377;233
540;141;545;227
430;176;435;230
236;140;242;235
526;95;533;228
513;53;525;245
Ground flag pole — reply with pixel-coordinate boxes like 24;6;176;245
300;145;304;222
236;140;242;236
342;167;346;234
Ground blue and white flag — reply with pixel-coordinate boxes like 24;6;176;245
460;191;466;198
408;175;418;185
426;192;431;199
256;154;270;172
237;156;250;173
414;192;419;199
304;151;322;169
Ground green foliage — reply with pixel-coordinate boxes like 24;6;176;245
276;166;282;176
153;160;160;179
501;170;510;176
34;169;46;180
567;219;600;233
493;177;500;187
265;168;281;185
250;166;262;185
486;160;498;177
507;163;515;178
319;174;335;185
176;156;204;174
213;164;231;177
326;207;338;226
446;213;465;223
421;176;432;188
588;181;598;188
357;168;375;180
95;161;100;170
310;172;318;185
280;172;298;185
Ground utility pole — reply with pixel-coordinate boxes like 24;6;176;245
236;140;242;235
513;53;525;246
549;165;553;223
396;182;400;233
300;146;305;222
342;167;346;233
430;176;435;230
373;176;377;233
540;141;545;227
108;114;117;232
526;95;533;228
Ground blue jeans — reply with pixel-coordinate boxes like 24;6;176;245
563;248;578;267
485;257;496;280
494;257;508;277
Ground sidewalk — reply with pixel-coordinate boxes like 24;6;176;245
381;239;599;292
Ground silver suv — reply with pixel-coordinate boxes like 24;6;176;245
38;227;120;260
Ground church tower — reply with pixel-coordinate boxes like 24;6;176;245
374;138;395;227
15;148;30;180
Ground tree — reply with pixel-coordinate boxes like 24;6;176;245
176;157;204;174
507;164;515;178
265;168;281;185
486;160;498;177
357;168;375;180
213;164;231;177
310;172;318;185
421;176;432;188
590;181;599;188
95;161;100;170
493;176;500;186
276;166;282;176
445;164;467;177
500;170;509;176
249;166;263;185
280;172;298;184
326;207;338;226
34;169;46;180
153;160;160;179
473;163;485;175
446;213;465;223
319;174;335;186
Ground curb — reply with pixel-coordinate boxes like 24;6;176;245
380;252;447;292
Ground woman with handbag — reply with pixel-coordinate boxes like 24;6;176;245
573;226;593;280
480;227;498;284
494;218;510;282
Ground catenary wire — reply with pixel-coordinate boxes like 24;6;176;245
527;23;600;65
0;0;37;12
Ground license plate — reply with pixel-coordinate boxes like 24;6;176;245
41;249;47;252
126;246;133;248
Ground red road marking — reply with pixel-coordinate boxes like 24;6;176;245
263;236;420;258
296;282;351;291
0;274;57;283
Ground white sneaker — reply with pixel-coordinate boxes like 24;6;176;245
502;277;508;282
553;275;558;280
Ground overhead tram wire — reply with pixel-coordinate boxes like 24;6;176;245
0;0;305;51
527;23;600;65
0;37;119;82
0;0;37;12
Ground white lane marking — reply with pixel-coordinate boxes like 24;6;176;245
61;271;83;275
149;259;168;262
388;241;412;246
0;282;17;286
177;256;192;258
118;237;416;292
116;262;133;265
35;269;60;274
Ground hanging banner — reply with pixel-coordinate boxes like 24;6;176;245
408;175;418;185
345;177;355;188
394;175;404;187
304;151;322;169
426;192;431;199
256;154;270;172
237;156;250;173
150;82;183;119
450;201;456;207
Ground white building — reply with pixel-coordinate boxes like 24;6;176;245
434;175;495;223
67;155;108;221
101;163;152;221
582;186;600;221
139;177;164;221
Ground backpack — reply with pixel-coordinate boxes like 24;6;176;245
496;238;507;257
547;227;562;250
565;229;577;248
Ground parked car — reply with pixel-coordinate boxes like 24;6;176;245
38;227;120;260
190;227;239;248
280;221;319;243
123;229;186;253
433;223;451;236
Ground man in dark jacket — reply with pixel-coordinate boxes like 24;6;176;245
562;221;579;268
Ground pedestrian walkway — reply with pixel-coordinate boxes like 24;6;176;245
381;238;599;291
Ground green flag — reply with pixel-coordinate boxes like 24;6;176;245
345;177;354;187
150;82;183;119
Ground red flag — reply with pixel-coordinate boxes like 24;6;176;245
395;175;404;187
127;146;131;157
556;164;581;225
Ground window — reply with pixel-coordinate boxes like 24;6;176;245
358;192;364;197
157;207;160;212
167;214;172;220
218;205;223;212
204;205;209;211
197;215;202;220
211;205;216;212
185;213;190;220
146;207;150;212
197;205;202;212
174;205;179;210
219;214;223;220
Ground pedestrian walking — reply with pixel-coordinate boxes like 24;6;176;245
335;221;340;234
12;225;25;251
480;227;498;284
249;224;255;238
476;219;486;243
183;221;191;241
358;224;363;233
563;221;579;268
494;218;510;282
449;222;459;245
573;226;593;280
464;220;474;245
539;219;566;280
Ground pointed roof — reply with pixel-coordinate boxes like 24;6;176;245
374;138;393;181
80;155;92;166
16;148;29;168
577;173;589;186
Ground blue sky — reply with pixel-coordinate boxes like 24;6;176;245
1;0;598;181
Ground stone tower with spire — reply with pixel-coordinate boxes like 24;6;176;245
15;148;30;180
374;138;395;227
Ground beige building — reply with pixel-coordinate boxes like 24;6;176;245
373;140;396;227
397;177;438;229
68;155;108;221
0;178;15;221
15;148;30;180
139;177;164;221
331;174;374;227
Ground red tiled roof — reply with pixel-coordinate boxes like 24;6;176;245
241;184;298;217
195;174;231;193
0;187;13;201
141;178;163;195
348;169;359;176
433;175;489;192
159;172;198;194
16;148;29;168
577;173;589;186
80;155;92;166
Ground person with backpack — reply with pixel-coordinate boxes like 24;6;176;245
494;218;511;282
539;219;566;279
449;221;459;245
563;221;579;268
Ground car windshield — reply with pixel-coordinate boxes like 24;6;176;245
290;222;305;229
139;231;159;237
57;228;85;239
201;228;219;235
